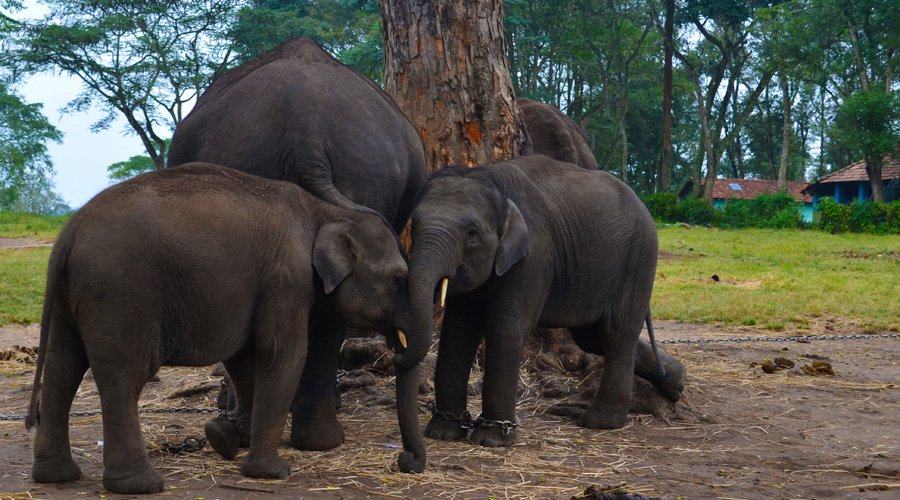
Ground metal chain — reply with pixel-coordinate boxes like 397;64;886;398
426;400;474;429
0;406;218;422
473;415;519;436
2;333;896;422
656;332;900;345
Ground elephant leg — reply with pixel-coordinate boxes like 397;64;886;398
205;345;255;460
240;301;307;480
289;310;346;451
87;324;164;494
571;320;639;430
31;317;87;484
425;301;483;442
468;322;529;448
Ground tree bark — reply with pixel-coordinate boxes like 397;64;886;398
777;73;791;190
379;0;528;174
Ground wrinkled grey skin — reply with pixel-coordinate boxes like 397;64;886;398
405;156;658;448
167;38;427;470
26;164;413;494
519;98;683;397
518;98;598;169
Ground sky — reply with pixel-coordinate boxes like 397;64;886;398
20;74;146;208
13;0;149;209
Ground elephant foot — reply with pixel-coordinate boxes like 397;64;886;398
31;455;82;484
424;413;470;442
102;463;164;494
240;454;291;479
290;419;345;451
635;343;686;402
205;414;249;460
468;420;517;448
577;401;629;429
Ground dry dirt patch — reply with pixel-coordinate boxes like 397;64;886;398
1;321;898;499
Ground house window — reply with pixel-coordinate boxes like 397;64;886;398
729;183;742;190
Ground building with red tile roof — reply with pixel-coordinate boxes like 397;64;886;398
802;156;900;204
711;178;813;221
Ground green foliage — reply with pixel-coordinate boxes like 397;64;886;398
817;197;899;234
817;197;851;233
6;1;241;167
107;139;169;181
677;197;717;225
0;84;63;212
723;197;804;230
831;90;900;165
230;0;383;81
641;192;679;222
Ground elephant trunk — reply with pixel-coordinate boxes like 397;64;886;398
395;364;425;472
392;233;457;371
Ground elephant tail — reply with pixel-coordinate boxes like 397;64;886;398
645;311;667;383
25;244;65;430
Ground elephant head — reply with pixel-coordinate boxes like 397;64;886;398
312;218;409;335
397;167;529;370
312;217;426;473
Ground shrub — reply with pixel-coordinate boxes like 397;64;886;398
848;201;881;233
641;192;679;222
678;197;717;225
751;192;800;228
885;201;900;234
721;199;754;227
818;197;851;233
768;206;802;229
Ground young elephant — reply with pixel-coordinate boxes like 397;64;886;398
404;155;658;447
26;163;417;494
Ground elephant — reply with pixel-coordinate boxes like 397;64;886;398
166;37;427;463
518;98;598;169
402;155;661;448
167;37;425;234
519;98;684;397
25;163;423;494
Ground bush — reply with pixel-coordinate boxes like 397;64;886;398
818;197;851;233
721;199;754;227
641;192;679;222
678;197;717;225
816;197;900;234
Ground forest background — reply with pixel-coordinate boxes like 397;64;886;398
0;0;897;214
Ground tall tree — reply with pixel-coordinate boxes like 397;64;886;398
672;0;774;199
8;0;241;169
379;0;528;173
658;0;675;191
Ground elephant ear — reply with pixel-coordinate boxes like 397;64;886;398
494;199;529;276
313;219;358;294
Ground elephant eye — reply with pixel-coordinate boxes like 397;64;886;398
393;272;404;293
465;226;481;247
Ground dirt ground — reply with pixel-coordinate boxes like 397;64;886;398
1;317;898;500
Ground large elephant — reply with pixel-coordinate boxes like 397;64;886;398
166;38;427;463
26;164;422;494
168;37;425;234
402;155;659;447
518;98;598;169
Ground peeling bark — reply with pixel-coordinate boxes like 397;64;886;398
380;0;528;174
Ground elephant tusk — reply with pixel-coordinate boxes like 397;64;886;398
397;329;408;349
439;278;448;308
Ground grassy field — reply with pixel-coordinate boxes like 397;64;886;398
654;226;899;333
1;216;898;331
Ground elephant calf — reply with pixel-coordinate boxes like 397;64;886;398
25;163;416;494
405;155;659;448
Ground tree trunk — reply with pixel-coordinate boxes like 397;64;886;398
379;0;528;175
778;73;791;190
866;155;886;202
658;0;674;192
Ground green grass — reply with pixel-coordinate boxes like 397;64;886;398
0;211;70;241
0;246;52;325
653;226;900;333
0;223;898;331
